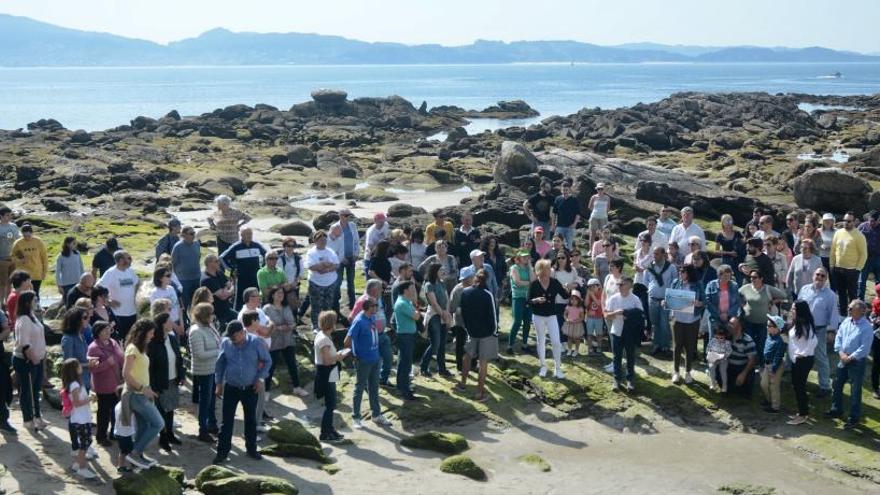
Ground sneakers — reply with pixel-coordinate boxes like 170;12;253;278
373;415;392;426
320;432;345;444
538;366;548;378
257;424;269;433
787;415;807;425
709;384;717;392
262;411;275;421
126;454;154;470
34;417;48;430
684;372;693;384
554;370;566;380
76;466;97;479
292;387;310;398
352;419;364;430
671;373;682;384
625;381;635;392
611;380;621;391
212;455;227;465
23;421;35;431
86;446;99;460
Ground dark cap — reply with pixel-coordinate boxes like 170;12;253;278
20;223;33;233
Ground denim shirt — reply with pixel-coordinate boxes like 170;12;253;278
61;333;91;390
834;316;873;363
705;279;741;324
797;284;840;329
214;333;272;387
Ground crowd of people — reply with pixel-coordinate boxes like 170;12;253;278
0;182;879;480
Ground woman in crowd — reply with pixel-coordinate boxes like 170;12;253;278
13;291;47;431
72;297;96;345
368;240;394;286
208;194;251;255
739;269;788;365
122;319;164;470
149;266;183;337
532;227;552;259
188;302;221;442
418;240;459;291
668;264;705;385
552;251;577;330
147;312;185;452
786;238;823;299
715;214;745;283
819;213;835;274
591;227;618;260
90;285;117;332
405;229;427;271
602;259;625;308
61;307;94;391
481;236;507;299
705;264;742;333
263;286;308;397
87;321;123;446
593;239;618;285
529;259;568;379
508;250;534;353
55;236;85;303
420;263;452;377
787;300;818;425
633;233;654;328
315;310;346;443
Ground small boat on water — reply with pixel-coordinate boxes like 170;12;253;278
818;71;842;79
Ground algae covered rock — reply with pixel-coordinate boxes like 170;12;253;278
518;453;551;472
439;455;486;481
195;465;298;495
113;465;185;495
261;442;329;463
400;431;469;455
267;419;321;448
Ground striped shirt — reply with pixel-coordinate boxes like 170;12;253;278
728;332;756;367
211;208;250;244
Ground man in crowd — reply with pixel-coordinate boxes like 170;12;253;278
640;216;668;252
97;250;140;341
745;207;764;238
457;269;498;402
856;210;880;301
91;236;120;278
827;299;874;429
171;225;201;318
830;211;867;316
0;206;19;307
220;227;267;310
644;246;675;356
425;209;454;245
724;317;757;398
753;215;779;241
11;223;48;299
201;254;237;326
364;212;389;279
467;249;498;303
552;178;580;250
155;218;181;260
524;178;554;235
656;205;677;238
65;272;95;308
350;279;393;387
739;238;776;286
782;213;801;254
256;251;286;298
454;212;481;268
306;230;340;331
278;237;305;298
669;206;705;253
331;209;360;312
393;281;421;401
344;299;392;428
798;267;838;398
213;321;271;464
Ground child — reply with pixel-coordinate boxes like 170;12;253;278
562;290;586;357
667;241;683;269
314;310;347;443
585;279;604;354
761;315;787;413
706;326;732;392
61;358;97;479
113;385;139;473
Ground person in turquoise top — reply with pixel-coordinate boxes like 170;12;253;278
256;252;287;298
393;281;420;400
508;250;534;353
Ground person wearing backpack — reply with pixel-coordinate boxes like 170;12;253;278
60;358;98;480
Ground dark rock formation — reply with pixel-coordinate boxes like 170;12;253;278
792;167;872;214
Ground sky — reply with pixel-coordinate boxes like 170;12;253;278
2;0;878;53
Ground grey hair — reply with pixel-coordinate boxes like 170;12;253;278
214;195;232;206
365;278;384;295
849;299;867;312
681;206;694;214
717;264;732;274
113;250;129;263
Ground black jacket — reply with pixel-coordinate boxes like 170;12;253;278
147;332;185;392
460;286;497;338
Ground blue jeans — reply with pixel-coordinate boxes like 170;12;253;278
378;333;393;384
129;393;164;454
420;315;447;373
335;259;357;311
814;326;832;390
742;320;768;366
555;226;576;250
396;334;416;395
509;298;532;347
194;374;217;434
321;382;337;437
217;384;258;456
649;299;670;351
352;360;381;419
611;325;639;383
12;357;42;422
858;256;880;301
831;358;866;422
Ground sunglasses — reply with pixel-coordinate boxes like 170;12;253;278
815;273;827;278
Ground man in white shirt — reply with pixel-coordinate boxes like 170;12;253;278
603;276;644;391
640;216;668;252
754;215;780;241
363;212;389;280
306;230;340;331
669;206;706;253
98;250;140;341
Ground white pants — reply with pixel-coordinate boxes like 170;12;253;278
533;315;562;372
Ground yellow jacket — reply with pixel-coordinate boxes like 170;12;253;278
830;228;867;271
11;236;48;280
425;221;455;245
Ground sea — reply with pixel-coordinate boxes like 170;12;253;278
0;62;879;132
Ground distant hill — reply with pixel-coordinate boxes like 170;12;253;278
1;13;877;66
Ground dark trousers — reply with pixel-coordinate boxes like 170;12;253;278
832;267;859;316
611;325;639;383
791;356;814;416
742;320;768;366
115;315;137;343
0;353;11;424
195;374;217;434
96;392;118;441
396;334;416;395
452;326;467;372
217;384;258;457
673;320;700;373
157;399;176;442
180;279;200;325
217;239;231;258
723;363;754;398
60;285;75;307
12;357;42;422
420;315;447;373
871;336;880;392
334;259;357;311
321;382;337;437
378;333;393;384
31;280;42;300
267;347;301;390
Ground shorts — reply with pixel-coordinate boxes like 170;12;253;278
465;336;499;361
562;321;584;339
69;422;93;451
117;435;134;456
589;217;608;231
586;317;604;337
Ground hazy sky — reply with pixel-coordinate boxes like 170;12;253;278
3;0;878;52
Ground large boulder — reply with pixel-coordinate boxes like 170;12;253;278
311;89;348;105
792;167;872;214
112;466;185;495
273;220;313;237
195;465;298;495
850;145;880;169
387;203;427;218
286;145;317;167
400;431;469;454
494;141;539;185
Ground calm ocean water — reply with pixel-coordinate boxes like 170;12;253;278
1;62;879;131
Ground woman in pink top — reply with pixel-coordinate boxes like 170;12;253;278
87;321;123;446
705;264;742;352
533;227;552;259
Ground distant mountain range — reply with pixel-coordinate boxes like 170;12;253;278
1;14;877;66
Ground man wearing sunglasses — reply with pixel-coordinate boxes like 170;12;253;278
797;267;838;398
830;211;867;316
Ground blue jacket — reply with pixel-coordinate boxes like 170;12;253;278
347;312;379;363
764;333;787;373
61;333;91;390
705;279;742;324
215;333;272;388
834;316;874;363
